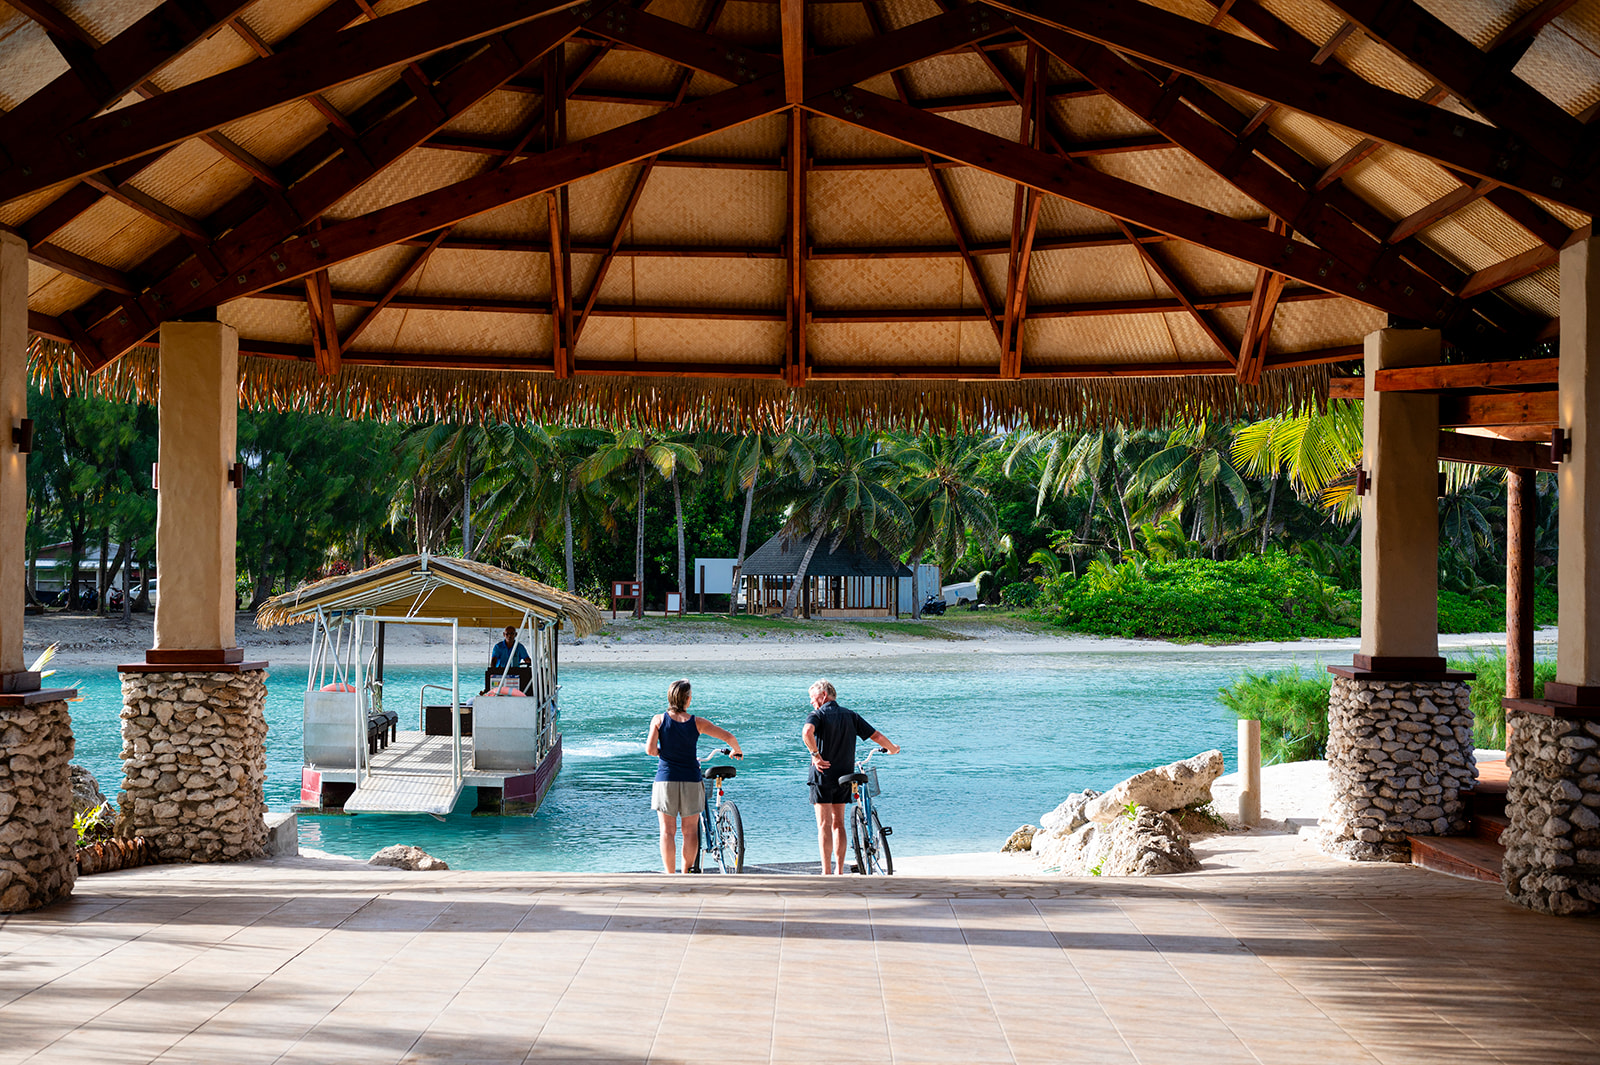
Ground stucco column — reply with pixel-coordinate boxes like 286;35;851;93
1358;327;1443;667
153;322;238;654
0;232;28;681
1555;236;1600;695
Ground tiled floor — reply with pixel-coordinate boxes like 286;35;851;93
3;835;1599;1064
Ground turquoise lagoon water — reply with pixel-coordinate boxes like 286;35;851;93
65;650;1342;872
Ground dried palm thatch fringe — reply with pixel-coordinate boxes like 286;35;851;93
30;337;1329;431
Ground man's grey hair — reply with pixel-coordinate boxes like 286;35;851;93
809;679;836;701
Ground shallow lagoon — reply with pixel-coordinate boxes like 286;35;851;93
67;649;1352;871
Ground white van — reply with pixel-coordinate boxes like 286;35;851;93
941;581;978;606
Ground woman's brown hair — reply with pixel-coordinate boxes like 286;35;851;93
667;679;692;712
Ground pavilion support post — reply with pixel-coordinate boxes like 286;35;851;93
1322;327;1476;863
1506;468;1535;703
0;231;78;913
116;322;269;865
1503;235;1600;916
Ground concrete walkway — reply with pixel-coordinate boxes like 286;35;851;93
2;836;1597;1065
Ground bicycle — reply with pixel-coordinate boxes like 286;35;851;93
841;747;894;875
691;747;745;874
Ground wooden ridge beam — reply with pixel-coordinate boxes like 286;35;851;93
0;0;585;202
985;0;1599;215
1325;0;1587;173
393;230;1182;258
1440;391;1558;427
1374;357;1559;392
1437;430;1556;471
782;0;804;104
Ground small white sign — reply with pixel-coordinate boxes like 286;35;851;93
665;592;682;615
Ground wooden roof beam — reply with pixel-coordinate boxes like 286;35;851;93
1486;0;1580;63
85;77;790;361
985;1;1599;215
1325;0;1587;172
0;0;587;202
1374;357;1559;392
226;15;355;136
802;87;1442;320
1440;391;1558;426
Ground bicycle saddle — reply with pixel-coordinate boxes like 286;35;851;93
706;765;736;780
838;772;869;785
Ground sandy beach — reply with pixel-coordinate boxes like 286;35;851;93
23;607;1552;668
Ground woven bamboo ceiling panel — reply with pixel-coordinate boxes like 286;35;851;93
3;0;1594;427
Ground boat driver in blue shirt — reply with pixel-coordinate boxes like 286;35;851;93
488;626;531;689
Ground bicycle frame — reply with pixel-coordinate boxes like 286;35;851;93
694;747;743;874
846;748;893;875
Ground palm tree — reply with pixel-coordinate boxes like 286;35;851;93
721;431;817;614
1231;400;1363;521
778;432;911;618
1129;419;1252;554
576;429;701;617
898;433;999;616
1004;427;1144;560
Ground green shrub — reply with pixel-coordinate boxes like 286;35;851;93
999;581;1039;608
1437;586;1558;634
1033;553;1357;642
1445;649;1558;750
1217;666;1332;763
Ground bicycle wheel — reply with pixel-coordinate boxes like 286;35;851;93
849;806;867;874
718;801;745;873
869;810;894;876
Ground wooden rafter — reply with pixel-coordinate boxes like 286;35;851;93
1000;45;1044;378
573;0;732;349
1120;220;1235;365
786;111;809;388
1237;218;1291;384
0;0;586;202
1376;358;1559;392
859;0;1000;344
76;8;601;366
340;229;449;352
545;48;573;379
984;1;1598;215
781;0;804;104
226;15;356;136
1486;0;1579;61
1326;0;1586;172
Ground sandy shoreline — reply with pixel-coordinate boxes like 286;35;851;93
24;609;1553;669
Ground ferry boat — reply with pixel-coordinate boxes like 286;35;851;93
256;554;603;817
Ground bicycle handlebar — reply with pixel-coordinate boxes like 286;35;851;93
700;746;742;761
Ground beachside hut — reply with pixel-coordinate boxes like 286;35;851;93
740;531;910;620
256;554;603;816
1;0;1600;919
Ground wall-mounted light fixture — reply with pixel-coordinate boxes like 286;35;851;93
228;463;245;489
11;418;33;454
1353;467;1370;495
150;463;159;490
1552;427;1571;464
1438;471;1448;498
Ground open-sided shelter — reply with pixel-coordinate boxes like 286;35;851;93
740;529;910;617
3;0;1600;919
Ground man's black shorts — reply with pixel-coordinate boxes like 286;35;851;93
810;780;853;805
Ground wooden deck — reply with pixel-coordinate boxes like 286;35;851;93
327;731;553;815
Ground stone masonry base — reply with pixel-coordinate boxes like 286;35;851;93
118;669;268;863
1320;676;1475;862
1502;710;1600;916
0;697;75;911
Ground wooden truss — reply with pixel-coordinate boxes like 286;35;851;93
5;0;1589;382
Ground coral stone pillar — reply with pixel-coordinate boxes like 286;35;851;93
1322;327;1475;862
1503;235;1600;915
116;322;270;863
0;231;79;912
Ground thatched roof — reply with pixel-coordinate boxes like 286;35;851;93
256;553;605;636
6;0;1588;429
741;529;911;578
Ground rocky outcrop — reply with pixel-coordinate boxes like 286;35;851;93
1502;711;1600;916
1036;807;1199;876
1321;677;1474;862
70;764;107;819
118;669;269;863
1087;750;1224;824
1001;824;1036;852
370;845;450;871
0;698;76;912
1040;790;1099;834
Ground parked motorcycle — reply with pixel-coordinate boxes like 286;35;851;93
919;594;947;617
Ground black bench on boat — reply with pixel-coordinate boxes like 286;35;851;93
367;709;398;754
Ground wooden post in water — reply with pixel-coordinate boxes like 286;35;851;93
1506;467;1535;701
1238;719;1261;826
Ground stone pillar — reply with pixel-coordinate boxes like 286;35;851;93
117;322;268;863
1322;327;1476;862
1502;235;1600;914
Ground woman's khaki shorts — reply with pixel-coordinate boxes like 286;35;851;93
651;780;705;817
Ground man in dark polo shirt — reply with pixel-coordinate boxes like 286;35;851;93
802;678;900;875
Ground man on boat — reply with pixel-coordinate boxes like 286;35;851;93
803;678;899;875
489;626;531;684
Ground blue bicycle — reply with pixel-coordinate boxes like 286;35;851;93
841;747;894;875
691;747;745;874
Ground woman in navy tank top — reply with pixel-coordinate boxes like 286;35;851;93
646;679;743;873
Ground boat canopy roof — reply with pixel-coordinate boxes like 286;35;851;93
255;554;604;636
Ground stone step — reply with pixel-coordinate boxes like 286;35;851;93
1408;834;1504;885
1475;812;1509;844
